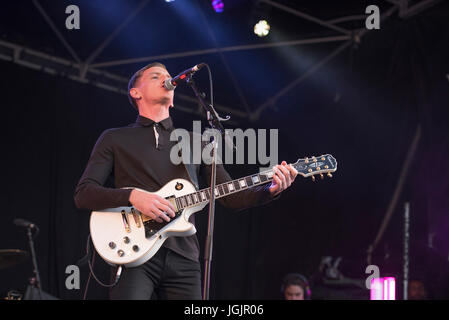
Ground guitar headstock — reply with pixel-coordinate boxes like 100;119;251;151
292;154;337;181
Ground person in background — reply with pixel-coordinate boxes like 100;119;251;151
281;273;311;300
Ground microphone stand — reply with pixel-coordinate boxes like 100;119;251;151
185;75;231;300
26;226;43;300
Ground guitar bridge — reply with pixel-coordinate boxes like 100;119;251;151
131;207;141;228
121;210;130;233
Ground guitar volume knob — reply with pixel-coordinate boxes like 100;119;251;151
117;250;125;257
109;242;116;249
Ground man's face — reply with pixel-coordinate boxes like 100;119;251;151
133;66;174;107
284;284;305;300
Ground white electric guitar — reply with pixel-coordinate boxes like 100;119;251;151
90;155;337;267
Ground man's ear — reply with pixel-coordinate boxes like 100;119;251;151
130;88;141;101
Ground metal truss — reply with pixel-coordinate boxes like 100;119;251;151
249;0;442;120
4;0;443;122
0;39;247;121
90;35;350;68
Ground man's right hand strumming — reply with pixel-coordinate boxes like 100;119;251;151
129;189;176;223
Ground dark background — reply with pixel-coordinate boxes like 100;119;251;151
0;0;448;300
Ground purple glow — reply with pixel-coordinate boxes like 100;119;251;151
370;277;396;300
385;277;396;300
371;278;383;300
212;0;224;13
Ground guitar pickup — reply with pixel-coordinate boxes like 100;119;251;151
166;196;179;213
121;210;131;233
131;207;141;228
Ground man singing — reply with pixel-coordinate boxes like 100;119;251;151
74;62;298;300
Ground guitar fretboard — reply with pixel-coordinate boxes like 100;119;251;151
169;153;337;210
174;164;297;210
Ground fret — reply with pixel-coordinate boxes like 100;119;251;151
218;185;224;196
214;188;219;197
245;176;253;187
251;175;260;184
233;180;240;191
180;196;186;208
205;189;210;200
175;198;181;209
192;193;198;204
239;179;246;188
223;183;229;194
260;174;268;182
186;195;192;206
228;182;235;192
201;191;207;201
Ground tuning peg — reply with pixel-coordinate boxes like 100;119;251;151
327;172;333;178
311;175;315;182
320;173;324;179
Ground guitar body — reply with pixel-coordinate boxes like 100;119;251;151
90;179;206;267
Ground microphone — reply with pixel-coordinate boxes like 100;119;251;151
14;218;37;229
164;63;206;90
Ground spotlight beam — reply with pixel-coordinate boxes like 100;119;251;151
84;0;151;68
193;0;252;116
0;39;246;121
90;35;350;68
250;40;353;121
251;5;400;121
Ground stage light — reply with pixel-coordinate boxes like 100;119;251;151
254;20;270;37
165;0;175;2
212;0;224;13
370;277;396;300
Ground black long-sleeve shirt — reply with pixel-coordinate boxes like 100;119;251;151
74;115;275;261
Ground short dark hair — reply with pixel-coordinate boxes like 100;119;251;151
282;274;308;291
281;273;311;299
127;62;167;110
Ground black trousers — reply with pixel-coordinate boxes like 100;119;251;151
109;247;202;300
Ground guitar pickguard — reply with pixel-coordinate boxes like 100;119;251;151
143;209;184;238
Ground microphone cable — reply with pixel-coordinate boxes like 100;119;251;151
204;63;214;110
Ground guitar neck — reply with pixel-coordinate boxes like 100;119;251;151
174;168;277;210
173;154;337;211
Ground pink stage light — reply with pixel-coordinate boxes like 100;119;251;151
370;277;396;300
